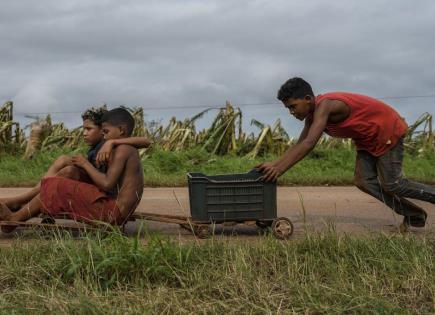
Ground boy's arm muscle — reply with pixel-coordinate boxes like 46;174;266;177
112;137;152;149
271;117;312;167
75;145;132;191
259;101;330;181
96;137;151;166
297;117;313;144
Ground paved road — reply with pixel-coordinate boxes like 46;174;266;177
1;187;434;240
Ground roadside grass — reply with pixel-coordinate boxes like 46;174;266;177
0;228;433;314
1;147;434;187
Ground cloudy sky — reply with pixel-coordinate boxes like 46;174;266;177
1;0;434;136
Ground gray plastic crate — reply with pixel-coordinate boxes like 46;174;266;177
187;169;277;222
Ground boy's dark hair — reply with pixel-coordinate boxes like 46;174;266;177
81;105;108;127
101;107;135;136
277;77;314;102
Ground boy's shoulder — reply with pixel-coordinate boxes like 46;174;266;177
112;144;140;159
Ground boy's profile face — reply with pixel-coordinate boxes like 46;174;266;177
83;119;103;145
283;96;313;121
101;122;126;140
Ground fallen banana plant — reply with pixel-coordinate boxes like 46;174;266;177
1;100;434;158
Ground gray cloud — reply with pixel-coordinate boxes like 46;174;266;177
1;0;434;135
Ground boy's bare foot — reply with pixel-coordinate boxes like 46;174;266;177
0;202;12;219
0;202;17;233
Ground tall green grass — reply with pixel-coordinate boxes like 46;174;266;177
0;229;434;314
1;147;435;186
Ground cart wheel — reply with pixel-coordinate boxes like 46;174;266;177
179;223;194;232
272;217;294;240
194;225;211;239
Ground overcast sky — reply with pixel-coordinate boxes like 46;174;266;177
1;0;434;136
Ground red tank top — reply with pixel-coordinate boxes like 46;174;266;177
315;92;408;156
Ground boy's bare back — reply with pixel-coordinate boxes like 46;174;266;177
109;144;144;219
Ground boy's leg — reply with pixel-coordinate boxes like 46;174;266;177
0;194;43;222
377;139;435;204
0;165;82;219
0;165;83;233
0;157;77;210
0;187;40;211
0;194;43;232
354;149;426;227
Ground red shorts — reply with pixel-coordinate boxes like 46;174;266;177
40;177;121;225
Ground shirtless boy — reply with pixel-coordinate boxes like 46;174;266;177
257;77;435;228
0;108;145;231
0;106;150;213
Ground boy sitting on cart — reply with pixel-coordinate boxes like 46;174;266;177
0;108;144;232
0;106;150;214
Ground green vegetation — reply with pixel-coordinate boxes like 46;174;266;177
1;146;435;187
2;100;434;314
1;100;434;186
0;229;433;314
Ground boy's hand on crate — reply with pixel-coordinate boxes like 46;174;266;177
256;162;283;182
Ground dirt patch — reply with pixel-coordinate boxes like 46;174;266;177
1;187;434;243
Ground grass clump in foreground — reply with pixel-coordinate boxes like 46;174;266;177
0;229;434;314
1;146;435;186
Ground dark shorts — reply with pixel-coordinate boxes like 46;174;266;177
40;177;121;225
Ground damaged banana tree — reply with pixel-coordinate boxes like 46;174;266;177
245;119;291;158
0;101;25;152
201;101;242;155
405;112;433;153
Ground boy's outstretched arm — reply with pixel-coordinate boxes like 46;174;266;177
96;137;152;166
72;145;132;191
258;101;331;181
297;116;313;144
269;116;313;168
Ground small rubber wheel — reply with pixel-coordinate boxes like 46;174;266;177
179;223;194;232
194;225;211;239
272;217;294;240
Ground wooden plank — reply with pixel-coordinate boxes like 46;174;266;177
0;220;97;231
132;212;190;221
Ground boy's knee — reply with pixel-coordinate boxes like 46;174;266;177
380;180;403;195
57;166;80;180
55;155;71;167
